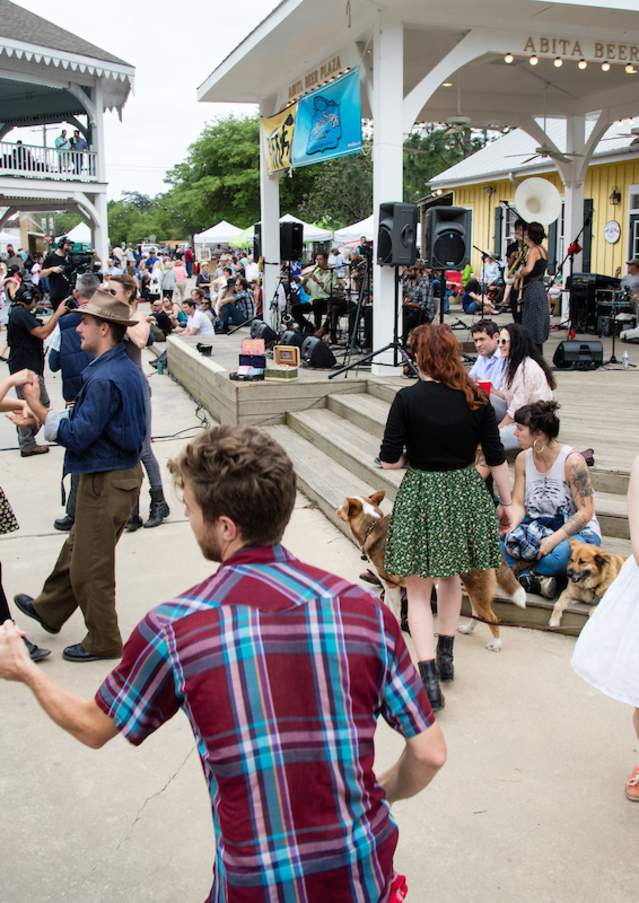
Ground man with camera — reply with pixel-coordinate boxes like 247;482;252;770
47;272;101;529
41;237;73;312
7;282;68;456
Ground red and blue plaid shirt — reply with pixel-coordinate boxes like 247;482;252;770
96;544;433;902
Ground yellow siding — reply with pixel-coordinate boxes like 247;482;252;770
449;161;637;277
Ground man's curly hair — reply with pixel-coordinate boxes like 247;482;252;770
169;425;297;546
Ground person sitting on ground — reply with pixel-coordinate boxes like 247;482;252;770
199;296;216;326
150;298;173;338
481;253;501;291
0;424;445;901
462;277;497;316
492;323;555;451
402;266;435;345
163;295;184;328
468;319;508;420
177;298;215;337
502;400;601;599
233;276;254;323
195;261;211;299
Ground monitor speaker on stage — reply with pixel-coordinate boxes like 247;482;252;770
279;328;306;349
300;335;337;368
280;221;304;260
253;223;262;260
377;202;418;266
425;206;472;269
553;340;603;371
250;318;278;348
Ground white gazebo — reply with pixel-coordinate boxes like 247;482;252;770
198;0;639;371
0;0;134;264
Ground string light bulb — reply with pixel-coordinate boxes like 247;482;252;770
625;63;637;74
504;52;514;64
601;61;611;72
529;54;539;66
554;57;563;68
578;59;588;70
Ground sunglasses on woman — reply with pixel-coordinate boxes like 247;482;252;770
498;338;510;345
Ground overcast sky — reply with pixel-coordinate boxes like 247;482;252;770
18;0;278;199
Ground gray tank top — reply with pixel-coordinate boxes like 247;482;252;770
524;444;600;536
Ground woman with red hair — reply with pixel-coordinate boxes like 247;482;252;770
379;324;513;710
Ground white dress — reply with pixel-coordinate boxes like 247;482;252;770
571;555;639;707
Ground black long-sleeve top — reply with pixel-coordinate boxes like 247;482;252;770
379;380;505;471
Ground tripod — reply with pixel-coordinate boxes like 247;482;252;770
339;254;371;375
603;290;636;368
329;267;418;380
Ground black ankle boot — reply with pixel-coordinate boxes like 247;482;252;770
436;634;455;682
144;489;170;528
418;660;445;712
400;588;410;634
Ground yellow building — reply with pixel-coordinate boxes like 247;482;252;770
429;119;639;280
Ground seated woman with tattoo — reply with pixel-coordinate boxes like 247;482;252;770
501;401;601;599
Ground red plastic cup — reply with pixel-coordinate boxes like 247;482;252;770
478;380;492;396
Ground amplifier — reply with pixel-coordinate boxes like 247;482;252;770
568;273;620;334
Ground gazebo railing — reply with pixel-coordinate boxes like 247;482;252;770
0;140;98;182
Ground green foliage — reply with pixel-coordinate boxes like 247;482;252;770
105;115;489;242
52;210;82;235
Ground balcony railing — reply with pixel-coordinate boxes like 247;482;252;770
0;140;98;182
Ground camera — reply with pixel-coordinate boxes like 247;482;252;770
64;296;79;310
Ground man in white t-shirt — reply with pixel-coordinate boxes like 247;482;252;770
329;247;347;279
178;298;215;336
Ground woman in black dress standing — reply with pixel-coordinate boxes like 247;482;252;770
379;324;513;711
520;221;549;356
1;370;50;661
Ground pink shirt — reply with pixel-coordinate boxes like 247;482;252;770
505;357;554;418
174;265;187;282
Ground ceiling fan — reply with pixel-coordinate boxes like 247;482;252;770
600;125;639;148
443;84;472;135
503;85;583;165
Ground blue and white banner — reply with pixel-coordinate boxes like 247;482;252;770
292;67;363;168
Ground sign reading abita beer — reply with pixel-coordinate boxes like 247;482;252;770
523;35;639;61
288;55;342;99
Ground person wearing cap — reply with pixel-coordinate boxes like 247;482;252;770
41;238;73;311
11;291;147;663
621;258;639;297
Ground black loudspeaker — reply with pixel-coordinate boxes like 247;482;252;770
279;328;306;348
377;202;418;266
300;336;337;368
553;340;603;371
425;206;472;269
250;319;278;348
252;221;303;261
280;221;304;260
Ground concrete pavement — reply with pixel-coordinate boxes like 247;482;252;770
0;350;636;902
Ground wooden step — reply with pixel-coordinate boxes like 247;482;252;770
327;392;389;440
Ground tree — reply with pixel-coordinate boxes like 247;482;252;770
52;210;82;236
298;146;373;228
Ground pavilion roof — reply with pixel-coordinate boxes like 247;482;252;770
0;0;131;68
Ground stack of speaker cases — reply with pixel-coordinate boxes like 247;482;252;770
253;221;304;261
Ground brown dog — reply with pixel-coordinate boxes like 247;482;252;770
336;490;526;652
548;540;625;628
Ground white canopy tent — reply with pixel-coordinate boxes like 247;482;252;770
279;213;333;242
333;215;374;243
193;220;243;248
55;222;92;244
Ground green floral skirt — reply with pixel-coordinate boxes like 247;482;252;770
384;465;502;579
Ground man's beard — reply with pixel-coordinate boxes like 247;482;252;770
197;534;223;562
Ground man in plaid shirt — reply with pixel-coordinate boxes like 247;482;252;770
0;425;445;902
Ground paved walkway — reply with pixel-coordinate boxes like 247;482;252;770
0;351;636;902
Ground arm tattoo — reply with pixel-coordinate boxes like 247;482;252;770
562;510;589;536
571;461;593;499
563;459;594;535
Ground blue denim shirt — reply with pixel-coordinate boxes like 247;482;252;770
47;343;147;475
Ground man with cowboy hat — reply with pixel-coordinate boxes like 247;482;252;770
11;291;147;662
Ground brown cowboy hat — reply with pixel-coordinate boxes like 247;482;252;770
80;289;138;326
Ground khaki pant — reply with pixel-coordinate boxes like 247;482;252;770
34;465;142;654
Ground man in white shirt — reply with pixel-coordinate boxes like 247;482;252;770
329;247;347;279
468;319;507;420
178;298;215;336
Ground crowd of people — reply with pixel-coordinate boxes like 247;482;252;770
0;225;637;901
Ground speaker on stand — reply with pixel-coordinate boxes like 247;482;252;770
424;205;472;325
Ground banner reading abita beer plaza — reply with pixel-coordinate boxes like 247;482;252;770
292;67;362;168
261;104;298;174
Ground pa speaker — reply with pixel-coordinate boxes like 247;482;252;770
280;221;304;260
280;328;306;348
250;319;278;348
253;223;262;260
553;340;603;371
377;202;418;266
300;336;337;368
425;206;472;269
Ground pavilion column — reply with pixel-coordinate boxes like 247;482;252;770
259;99;281;328
371;13;404;375
93;193;109;267
560;115;586;318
